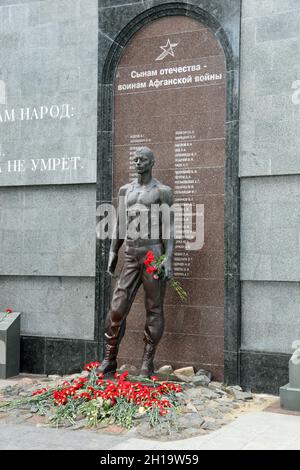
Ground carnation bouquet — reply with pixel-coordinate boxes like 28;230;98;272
144;250;188;301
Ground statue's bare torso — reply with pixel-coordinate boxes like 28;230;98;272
118;178;173;240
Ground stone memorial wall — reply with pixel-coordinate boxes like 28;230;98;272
2;0;293;395
113;16;226;379
0;0;99;374
0;0;242;383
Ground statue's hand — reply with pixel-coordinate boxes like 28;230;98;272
107;252;118;276
161;257;173;280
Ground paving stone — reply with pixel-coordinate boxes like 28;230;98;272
190;398;206;406
104;425;126;434
180;427;207;439
217;405;234;414
195;369;212;381
18;392;31;397
195;405;207;412
71;419;87;430
174;367;195;378
74;414;85;422
216;397;233;404
177;414;205;430
20;378;35;386
182;401;198;413
219;417;233;426
47;375;61;381
172;374;194;383
200;389;220;400
95;422;111;430
1;386;17;396
201;408;224;419
118;364;138;375
18;404;32;410
185;387;204;398
30;405;39;413
227;387;253;401
27;415;46;426
137;421;177;439
201;419;222;431
156;365;173;375
235;391;253;401
227;385;243;393
209;381;225;389
192;375;211;386
49;419;73;428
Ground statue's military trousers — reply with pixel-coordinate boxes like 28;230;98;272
104;241;166;348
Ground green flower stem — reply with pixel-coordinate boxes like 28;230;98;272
148;254;188;302
0;389;54;408
169;278;188;301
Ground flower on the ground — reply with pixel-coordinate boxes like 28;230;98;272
50;369;182;422
5;362;184;431
32;388;47;397
4;308;12;313
84;361;100;372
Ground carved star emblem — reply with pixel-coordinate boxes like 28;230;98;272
155;38;179;61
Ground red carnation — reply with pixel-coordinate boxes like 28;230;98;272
146;265;157;274
144;250;155;266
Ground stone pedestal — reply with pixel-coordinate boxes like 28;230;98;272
0;312;21;379
280;350;300;412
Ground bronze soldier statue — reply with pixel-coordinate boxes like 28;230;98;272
98;147;174;377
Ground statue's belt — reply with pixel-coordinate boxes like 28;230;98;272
125;239;162;247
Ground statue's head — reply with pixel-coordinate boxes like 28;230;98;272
134;147;155;174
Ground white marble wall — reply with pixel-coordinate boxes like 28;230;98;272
240;0;300;353
0;0;98;340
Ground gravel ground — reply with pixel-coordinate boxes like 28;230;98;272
0;366;277;441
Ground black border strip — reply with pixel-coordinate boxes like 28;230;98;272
20;336;98;376
240;349;290;395
20;338;289;396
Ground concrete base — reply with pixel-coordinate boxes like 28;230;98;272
280;384;300;412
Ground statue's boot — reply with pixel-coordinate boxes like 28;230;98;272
139;342;156;377
96;335;118;375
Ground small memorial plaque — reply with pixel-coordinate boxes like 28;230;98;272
0;312;21;379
